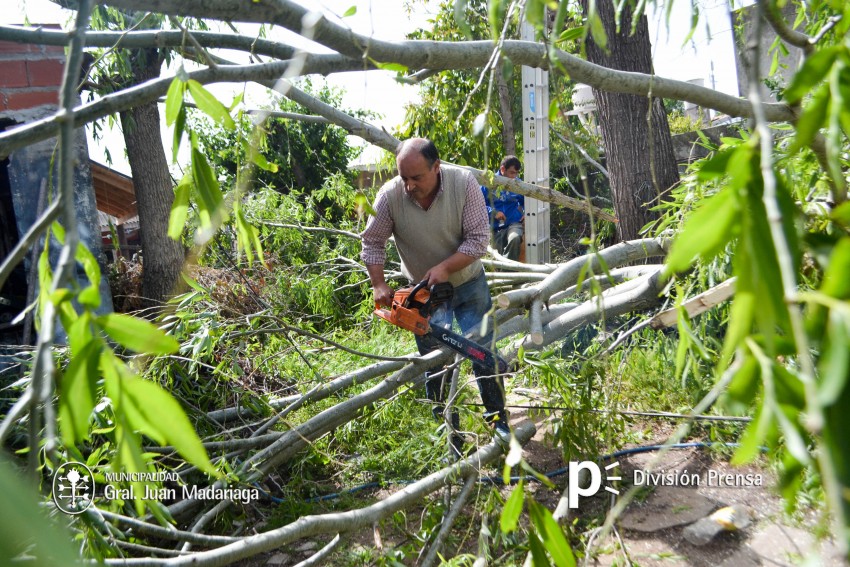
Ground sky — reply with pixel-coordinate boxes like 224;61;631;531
1;0;436;174
2;0;745;174
647;0;743;99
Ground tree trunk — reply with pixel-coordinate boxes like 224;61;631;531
579;0;680;241
496;62;516;157
119;48;184;308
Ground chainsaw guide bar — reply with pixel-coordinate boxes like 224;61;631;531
374;280;508;375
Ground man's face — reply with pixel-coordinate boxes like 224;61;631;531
500;165;520;179
398;152;440;201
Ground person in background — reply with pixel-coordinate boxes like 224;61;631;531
360;138;511;456
481;155;524;261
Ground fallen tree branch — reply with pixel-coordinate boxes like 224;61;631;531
0;24;301;60
92;510;239;546
292;534;342;567
649;278;736;329
166;351;450;520
102;422;536;567
550;265;664;303
420;475;478;567
91;0;798;123
508;270;666;353
497;238;669;309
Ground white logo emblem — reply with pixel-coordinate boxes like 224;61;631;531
567;461;621;508
53;462;95;515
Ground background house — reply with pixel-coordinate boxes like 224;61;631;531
0;29;115;347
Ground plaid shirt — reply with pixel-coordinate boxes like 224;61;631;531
361;169;490;267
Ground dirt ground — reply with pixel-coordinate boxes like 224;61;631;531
230;404;848;567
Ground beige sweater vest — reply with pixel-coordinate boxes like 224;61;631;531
383;165;483;287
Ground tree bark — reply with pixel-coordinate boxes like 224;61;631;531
496;62;516;157
580;0;680;241
118;48;184;307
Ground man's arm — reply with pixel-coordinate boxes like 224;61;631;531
366;264;394;307
360;190;395;307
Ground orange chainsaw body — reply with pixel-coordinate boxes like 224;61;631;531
374;280;509;374
374;285;432;335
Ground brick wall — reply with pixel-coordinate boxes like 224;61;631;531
0;29;65;112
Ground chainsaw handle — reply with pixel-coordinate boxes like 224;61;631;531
403;279;430;309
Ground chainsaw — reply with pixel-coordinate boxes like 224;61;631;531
374;280;508;375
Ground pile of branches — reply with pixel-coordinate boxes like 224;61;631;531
84;236;737;566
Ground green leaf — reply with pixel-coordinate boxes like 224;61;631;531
665;186;738;274
371;60;409;73
769;49;780;76
835;63;850;138
187;80;235;130
103;352;217;476
558;27;585;43
59;339;101;445
587;1;608;50
732;403;773;465
723;355;759;414
826;65;847;189
97;313;179;355
526;0;545;27
453;0;473;39
548;99;560;123
51;220;65;244
181;273;209;294
552;0;571;43
488;0;506;39
819;240;850;305
783;45;842;104
76;242;101;289
528;500;576;567
0;458;81;565
342;5;356;17
527;530;551;567
191;144;226;236
818;311;850;406
250;149;279;172
790;82;830;153
500;480;524;533
168;176;191;240
696;146;734;180
75;242;102;310
165;76;185;127
172;106;186;164
234;204;264;267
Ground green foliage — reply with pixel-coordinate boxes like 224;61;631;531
193;81;360;198
0;458;80;566
652;4;850;539
25;224;220;526
400;0;518;169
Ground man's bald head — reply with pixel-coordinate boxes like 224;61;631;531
397;138;440;168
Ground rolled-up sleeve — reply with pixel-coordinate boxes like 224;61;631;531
458;174;490;258
360;188;394;266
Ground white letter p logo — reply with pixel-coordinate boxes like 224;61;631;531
568;461;602;509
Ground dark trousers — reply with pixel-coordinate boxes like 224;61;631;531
415;271;506;425
494;223;524;261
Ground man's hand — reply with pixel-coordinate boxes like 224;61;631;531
495;211;506;222
423;265;451;287
373;282;394;308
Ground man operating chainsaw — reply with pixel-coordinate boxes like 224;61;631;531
360;138;510;454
